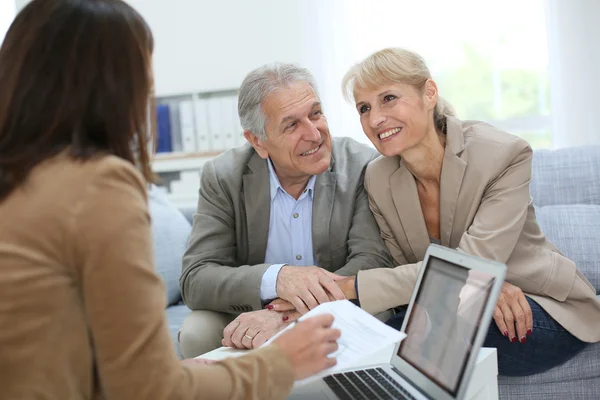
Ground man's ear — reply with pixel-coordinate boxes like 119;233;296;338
423;79;439;111
244;130;269;159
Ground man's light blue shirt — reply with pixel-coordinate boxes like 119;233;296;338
260;158;316;301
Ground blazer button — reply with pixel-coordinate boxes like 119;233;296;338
296;254;302;260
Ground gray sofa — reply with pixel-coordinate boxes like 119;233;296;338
148;187;193;359
152;145;600;397
498;146;600;399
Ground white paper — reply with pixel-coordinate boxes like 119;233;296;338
263;300;406;383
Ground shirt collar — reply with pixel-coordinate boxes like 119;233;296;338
267;158;316;201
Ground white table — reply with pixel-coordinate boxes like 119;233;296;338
200;345;499;400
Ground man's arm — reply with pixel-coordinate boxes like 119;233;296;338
180;161;270;313
333;168;395;276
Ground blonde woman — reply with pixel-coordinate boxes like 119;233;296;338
336;47;600;376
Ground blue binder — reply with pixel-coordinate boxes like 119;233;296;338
156;104;173;153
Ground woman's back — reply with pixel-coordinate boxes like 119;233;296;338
0;152;300;399
0;152;152;397
0;2;341;397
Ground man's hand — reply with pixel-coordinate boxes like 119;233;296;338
222;309;291;349
276;266;346;314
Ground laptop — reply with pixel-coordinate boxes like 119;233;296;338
290;244;506;400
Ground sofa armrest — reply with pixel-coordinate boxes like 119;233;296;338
179;207;196;224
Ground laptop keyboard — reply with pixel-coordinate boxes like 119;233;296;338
323;367;417;400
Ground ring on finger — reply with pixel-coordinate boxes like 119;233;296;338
243;330;260;346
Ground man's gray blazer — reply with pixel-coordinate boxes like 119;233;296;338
180;137;394;314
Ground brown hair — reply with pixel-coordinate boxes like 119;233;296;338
0;0;156;200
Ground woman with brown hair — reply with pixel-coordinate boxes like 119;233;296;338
0;1;339;399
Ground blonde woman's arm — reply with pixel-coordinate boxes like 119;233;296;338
355;167;421;315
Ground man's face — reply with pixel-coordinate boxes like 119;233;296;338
247;82;332;181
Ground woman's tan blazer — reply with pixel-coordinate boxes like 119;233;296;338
357;117;600;342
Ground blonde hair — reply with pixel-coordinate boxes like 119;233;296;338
342;48;455;133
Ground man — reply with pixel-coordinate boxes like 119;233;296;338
178;63;394;357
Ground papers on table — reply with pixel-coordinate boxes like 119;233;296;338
264;300;406;383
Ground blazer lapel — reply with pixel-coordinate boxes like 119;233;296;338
243;153;270;264
313;158;337;267
390;161;430;262
439;117;467;247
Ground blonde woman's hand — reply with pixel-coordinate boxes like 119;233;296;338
272;313;341;381
266;298;296;312
493;282;533;344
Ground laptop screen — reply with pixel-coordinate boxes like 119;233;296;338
397;255;495;397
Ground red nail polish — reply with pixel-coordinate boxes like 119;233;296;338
527;329;532;336
283;316;289;322
520;337;527;344
266;305;273;310
503;331;508;337
511;337;517;343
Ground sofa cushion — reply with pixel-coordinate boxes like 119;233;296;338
165;303;191;359
531;146;600;207
534;204;600;291
149;186;192;306
179;207;196;225
499;332;600;399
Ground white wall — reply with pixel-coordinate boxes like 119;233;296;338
546;0;600;147
0;0;16;43
12;0;334;97
13;0;26;10
11;0;600;148
127;0;371;142
129;0;329;97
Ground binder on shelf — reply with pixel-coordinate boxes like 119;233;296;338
179;100;197;153
194;97;212;153
207;96;223;151
156;104;172;153
231;95;246;147
156;89;243;155
168;102;183;152
220;95;237;150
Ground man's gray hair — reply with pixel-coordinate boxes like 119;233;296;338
238;63;319;141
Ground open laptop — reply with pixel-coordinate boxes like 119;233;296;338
290;244;506;400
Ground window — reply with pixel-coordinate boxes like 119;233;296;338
323;0;551;148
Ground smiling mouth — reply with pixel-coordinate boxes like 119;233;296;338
301;144;321;156
378;127;402;140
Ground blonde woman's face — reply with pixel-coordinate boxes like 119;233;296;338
354;81;437;157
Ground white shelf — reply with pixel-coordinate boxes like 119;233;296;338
151;151;220;173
